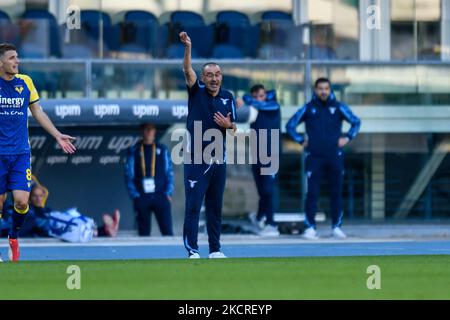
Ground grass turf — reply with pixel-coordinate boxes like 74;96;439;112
1;255;449;299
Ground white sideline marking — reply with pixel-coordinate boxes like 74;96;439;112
0;237;420;248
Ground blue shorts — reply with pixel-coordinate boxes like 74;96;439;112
0;153;32;194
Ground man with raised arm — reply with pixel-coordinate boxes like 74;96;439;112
179;31;237;259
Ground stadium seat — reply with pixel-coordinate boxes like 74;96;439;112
0;11;18;45
167;43;199;58
217;10;250;25
21;9;61;57
258;10;301;59
62;43;95;58
168;11;214;58
80;10;112;38
79;10;116;55
118;43;147;53
212;44;244;59
0;10;9;20
215;11;259;58
120;10;159;57
261;11;292;21
171;11;204;26
154;23;170;58
116;43;151;59
18;36;61;97
20;43;48;58
22;9;56;19
125;10;158;22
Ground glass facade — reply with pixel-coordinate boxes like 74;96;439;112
307;0;359;60
391;0;442;60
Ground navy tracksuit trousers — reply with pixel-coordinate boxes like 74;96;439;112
251;164;276;226
183;161;226;254
305;151;345;229
134;193;173;236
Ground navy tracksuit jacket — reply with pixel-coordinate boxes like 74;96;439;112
243;90;281;226
286;92;361;228
125;141;174;236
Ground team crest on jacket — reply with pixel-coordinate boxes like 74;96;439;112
329;107;336;114
188;180;198;188
15;85;24;94
220;98;229;105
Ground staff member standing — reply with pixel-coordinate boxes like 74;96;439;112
286;78;360;239
125;123;174;236
179;31;237;259
238;84;281;237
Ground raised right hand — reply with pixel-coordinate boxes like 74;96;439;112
179;31;192;48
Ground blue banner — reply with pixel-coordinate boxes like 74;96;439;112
29;99;250;126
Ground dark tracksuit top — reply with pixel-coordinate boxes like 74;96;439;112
286;92;361;228
125;141;174;236
243;90;281;225
183;79;236;255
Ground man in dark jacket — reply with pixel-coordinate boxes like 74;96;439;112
239;84;281;237
286;78;361;239
125;123;174;236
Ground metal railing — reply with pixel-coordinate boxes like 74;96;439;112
20;59;450;107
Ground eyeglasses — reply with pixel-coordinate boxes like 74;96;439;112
204;72;222;79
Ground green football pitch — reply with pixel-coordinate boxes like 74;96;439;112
1;255;449;299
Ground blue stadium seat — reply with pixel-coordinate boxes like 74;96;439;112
62;43;95;58
217;10;249;25
21;9;61;57
22;9;55;20
121;10;159;56
20;43;48;58
212;44;243;59
0;11;17;44
118;43;147;54
80;10;112;38
79;10;117;54
125;10;157;22
107;23;122;51
155;23;170;58
215;11;258;58
167;43;199;58
168;11;213;58
261;11;292;21
115;43;153;59
258;11;300;59
0;10;10;20
171;11;204;26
